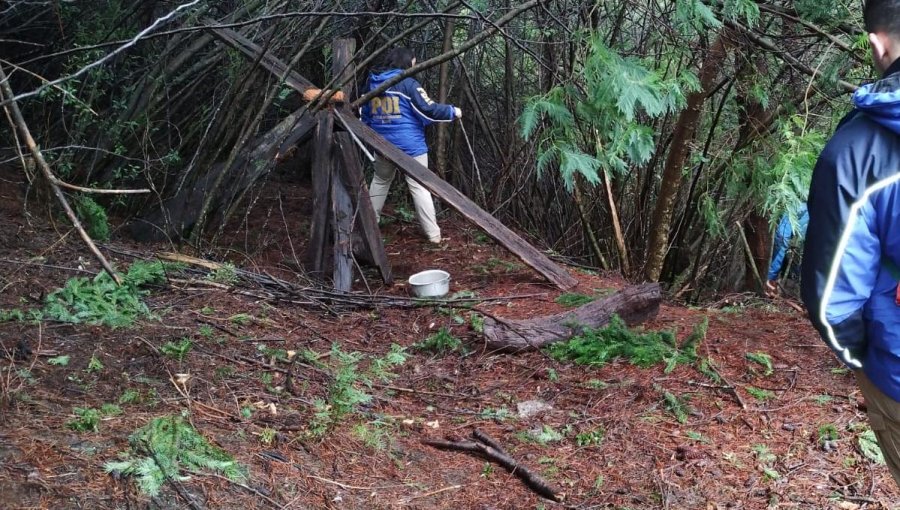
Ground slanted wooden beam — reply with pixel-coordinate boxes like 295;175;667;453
336;110;578;290
208;25;316;92
334;132;393;284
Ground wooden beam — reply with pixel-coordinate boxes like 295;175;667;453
329;38;356;293
306;112;334;276
207;25;316;92
335;133;393;284
331;142;353;292
335;110;578;290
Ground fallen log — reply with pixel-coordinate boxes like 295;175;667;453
483;283;662;352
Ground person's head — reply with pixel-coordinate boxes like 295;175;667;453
864;0;900;73
378;47;417;71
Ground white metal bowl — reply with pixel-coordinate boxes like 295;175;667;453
408;269;451;298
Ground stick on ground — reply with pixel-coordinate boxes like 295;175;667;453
423;429;563;502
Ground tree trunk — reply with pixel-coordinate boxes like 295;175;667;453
644;35;728;282
434;17;456;179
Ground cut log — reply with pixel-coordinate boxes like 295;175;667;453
336;111;578;291
482;283;662;352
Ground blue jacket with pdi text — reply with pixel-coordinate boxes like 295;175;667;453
360;69;456;157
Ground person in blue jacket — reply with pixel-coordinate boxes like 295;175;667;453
801;0;900;487
765;203;809;295
361;48;461;244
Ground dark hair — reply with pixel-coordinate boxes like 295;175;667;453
376;47;416;71
864;0;900;35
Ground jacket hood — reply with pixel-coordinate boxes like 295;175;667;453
853;63;900;135
368;69;403;88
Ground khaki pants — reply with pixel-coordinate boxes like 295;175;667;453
368;154;441;243
857;370;900;487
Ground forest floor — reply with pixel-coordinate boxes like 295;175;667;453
1;165;899;510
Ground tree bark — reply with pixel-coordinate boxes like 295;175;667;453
482;283;661;351
644;35;728;282
434;17;456;179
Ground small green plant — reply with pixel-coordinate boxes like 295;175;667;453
814;394;833;405
575;427;604;446
259;427;276;445
101;403;123;416
43;261;168;328
746;352;774;376
48;355;70;366
661;390;690;424
481;462;494;477
413;328;462;354
555;293;595;308
752;444;777;464
585;379;609;390
67;407;101;432
818;424;839;445
368;344;408;382
214;366;235;380
86;355;104;373
104;415;247;496
547;368;560;382
198;325;214;338
308;344;406;436
207;263;238;285
229;313;252;326
119;389;141;405
858;428;886;464
353;421;394;451
697;356;723;383
74;195;110;242
480;407;512;422
0;308;25;322
160;338;193;361
685;430;708;443
518;425;564;445
470;313;485;333
752;443;780;480
746;386;775;401
548;316;706;372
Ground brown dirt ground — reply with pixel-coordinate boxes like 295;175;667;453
1;166;899;510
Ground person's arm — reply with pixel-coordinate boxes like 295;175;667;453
801;146;881;369
395;78;457;123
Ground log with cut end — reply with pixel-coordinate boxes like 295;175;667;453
483;283;662;352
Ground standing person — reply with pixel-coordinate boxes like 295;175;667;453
360;48;462;244
801;0;900;488
766;202;809;295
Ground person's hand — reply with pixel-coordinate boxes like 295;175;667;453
453;107;462;119
765;280;778;297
